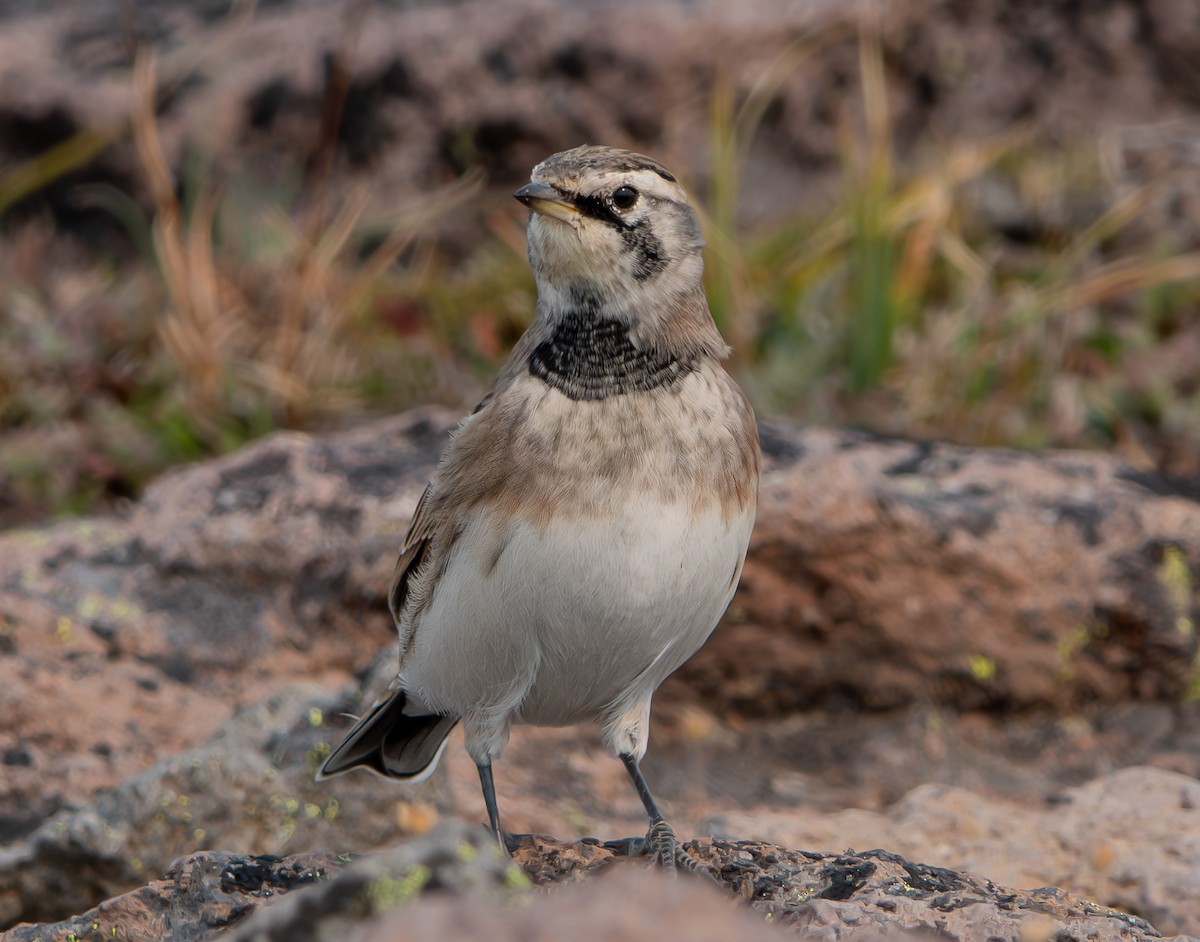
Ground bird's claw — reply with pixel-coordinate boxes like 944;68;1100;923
646;816;678;867
499;831;537;855
602;835;648;857
603;818;715;878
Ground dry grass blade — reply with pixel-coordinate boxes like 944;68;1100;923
936;229;991;290
1051;177;1180;281
135;52;246;432
1048;253;1200;312
352;169;486;287
0;129;117;218
130;51;486;432
132;55;178;223
263;188;370;412
702;19;851;352
857;7;890;180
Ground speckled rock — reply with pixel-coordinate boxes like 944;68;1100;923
2;820;1185;942
2;410;1199;932
2;413;1198;840
706;766;1200;937
687;427;1200;715
0;409;452;844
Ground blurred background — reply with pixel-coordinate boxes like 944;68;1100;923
2;0;1200;936
2;0;1198;528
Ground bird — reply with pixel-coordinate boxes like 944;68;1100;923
317;144;760;869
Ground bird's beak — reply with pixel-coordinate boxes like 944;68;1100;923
513;181;578;222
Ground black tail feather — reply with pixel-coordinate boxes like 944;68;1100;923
317;687;458;782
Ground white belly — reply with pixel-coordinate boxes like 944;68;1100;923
401;495;753;728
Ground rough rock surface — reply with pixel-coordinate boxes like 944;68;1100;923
3;411;1195;830
1;410;1199;935
693;426;1200;714
707;767;1200;938
1;820;1180;942
5;666;1200;934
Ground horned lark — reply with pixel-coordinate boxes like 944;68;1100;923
318;145;760;868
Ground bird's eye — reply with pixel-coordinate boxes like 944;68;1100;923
611;185;639;210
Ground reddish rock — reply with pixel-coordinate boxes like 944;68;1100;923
0;821;1180;942
1;411;1198;934
707;766;1200;937
0;410;451;837
682;427;1200;715
2;414;1197;854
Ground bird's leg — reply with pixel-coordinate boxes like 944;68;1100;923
475;762;534;856
621;753;674;862
604;753;707;873
476;761;504;846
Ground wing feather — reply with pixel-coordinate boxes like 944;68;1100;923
388;482;435;625
386;327;544;655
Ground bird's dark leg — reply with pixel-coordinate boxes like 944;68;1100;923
604;753;705;873
475;762;533;856
476;761;504;846
622;753;664;820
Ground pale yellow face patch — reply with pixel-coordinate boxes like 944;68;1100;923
524;195;578;224
514;181;580;225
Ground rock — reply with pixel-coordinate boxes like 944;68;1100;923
0;672;647;928
3;678;1200;933
0;686;395;928
0;848;348;942
707;766;1200;937
0;409;452;838
685;426;1200;715
1;412;1199;931
357;863;785;942
0;820;1179;942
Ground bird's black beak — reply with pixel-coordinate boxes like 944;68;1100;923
513;181;578;221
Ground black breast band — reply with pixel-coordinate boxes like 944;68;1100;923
528;311;690;401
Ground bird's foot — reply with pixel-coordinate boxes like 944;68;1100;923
603;818;714;877
646;816;679;867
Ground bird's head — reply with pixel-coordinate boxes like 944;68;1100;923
514;145;707;334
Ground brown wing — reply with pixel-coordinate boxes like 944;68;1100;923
387;482;435;626
385;326;545;651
